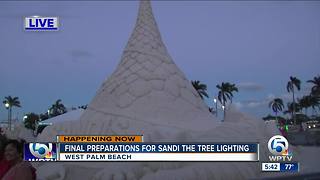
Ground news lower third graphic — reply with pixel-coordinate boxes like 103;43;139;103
58;143;259;161
24;16;59;31
23;135;259;162
261;135;299;172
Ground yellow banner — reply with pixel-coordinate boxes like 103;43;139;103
57;135;143;143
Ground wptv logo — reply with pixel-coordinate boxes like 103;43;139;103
268;135;293;162
24;143;57;161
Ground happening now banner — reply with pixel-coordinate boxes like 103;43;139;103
24;135;259;162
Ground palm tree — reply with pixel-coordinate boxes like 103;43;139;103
269;98;284;123
2;96;21;130
23;112;39;131
287;76;301;124
309;95;320;115
216;82;238;121
78;104;88;110
48;99;67;117
284;102;300;118
298;96;312;115
307;75;320;97
191;80;209;99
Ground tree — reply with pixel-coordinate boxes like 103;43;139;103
298;96;312;115
23;113;39;131
39;113;49;121
216;82;238;121
269;98;284;123
48;99;67;117
295;113;310;125
284;102;301;117
309;95;320;115
2;96;21;130
287;76;301;124
191;80;209;99
78;105;88;110
307;75;320;97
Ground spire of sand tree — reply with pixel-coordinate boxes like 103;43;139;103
75;0;214;135
286;76;301;124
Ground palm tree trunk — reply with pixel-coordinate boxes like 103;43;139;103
215;101;218;118
305;108;308;116
9;107;12;130
7;108;10;130
292;89;296;125
312;108;315;117
223;101;226;122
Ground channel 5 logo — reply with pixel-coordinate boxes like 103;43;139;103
268;135;292;161
24;143;57;161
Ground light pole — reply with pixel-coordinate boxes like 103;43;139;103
4;103;10;130
213;98;218;117
222;105;225;122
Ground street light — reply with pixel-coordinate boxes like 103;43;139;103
23;115;28;121
4;102;10;130
222;105;225;122
213;98;218;117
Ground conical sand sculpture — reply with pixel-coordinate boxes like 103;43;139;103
40;0;217;140
37;1;319;179
78;0;216;136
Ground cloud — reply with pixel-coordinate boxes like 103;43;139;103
237;82;263;92
280;93;292;101
301;84;313;94
267;94;276;100
234;99;268;109
233;102;244;109
247;101;266;108
235;92;287;110
236;88;314;111
68;50;93;62
266;93;291;102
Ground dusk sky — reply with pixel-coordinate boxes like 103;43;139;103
0;1;319;121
